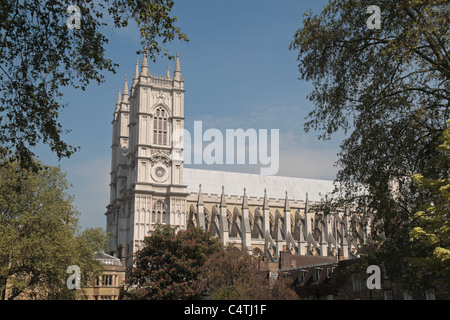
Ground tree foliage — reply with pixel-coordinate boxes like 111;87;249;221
290;0;449;284
201;245;298;300
409;120;450;280
122;224;223;300
0;0;188;166
0;158;110;300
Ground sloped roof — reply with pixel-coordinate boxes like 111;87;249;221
289;255;337;268
94;252;123;266
184;168;336;202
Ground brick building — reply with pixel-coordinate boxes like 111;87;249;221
81;252;126;300
278;251;450;300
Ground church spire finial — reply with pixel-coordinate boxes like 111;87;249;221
122;75;129;103
174;52;181;72
166;64;171;79
131;58;139;95
133;57;139;81
174;52;182;80
305;192;309;213
220;185;226;207
116;88;121;106
284;191;290;212
114;87;121;114
263;188;269;210
242;188;248;209
198;184;204;206
140;52;148;76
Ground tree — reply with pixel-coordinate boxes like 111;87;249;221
122;224;223;300
0;0;188;167
201;245;298;300
0;158;110;300
290;0;449;285
409;120;450;281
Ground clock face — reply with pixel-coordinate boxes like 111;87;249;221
155;167;166;178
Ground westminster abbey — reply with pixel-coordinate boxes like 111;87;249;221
105;54;370;266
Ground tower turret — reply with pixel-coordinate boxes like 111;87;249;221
174;52;182;81
132;58;139;94
140;53;149;77
114;88;121;115
166;64;171;80
107;51;187;265
122;76;129;103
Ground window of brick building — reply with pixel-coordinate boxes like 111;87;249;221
384;291;393;300
351;274;361;292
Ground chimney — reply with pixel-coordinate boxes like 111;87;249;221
118;244;126;266
279;249;292;270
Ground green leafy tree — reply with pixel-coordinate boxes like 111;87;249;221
0;0;188;166
410;120;450;281
201;245;298;300
122;224;223;300
0;158;110;300
290;0;449;285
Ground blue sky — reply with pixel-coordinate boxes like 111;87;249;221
35;0;344;230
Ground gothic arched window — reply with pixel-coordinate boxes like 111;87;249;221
153;107;169;145
153;200;167;224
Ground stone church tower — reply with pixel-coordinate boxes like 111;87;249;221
106;53;188;264
106;54;370;266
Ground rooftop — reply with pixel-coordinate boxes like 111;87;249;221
184;168;336;202
94;252;124;267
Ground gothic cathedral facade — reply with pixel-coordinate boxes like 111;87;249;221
106;54;370;266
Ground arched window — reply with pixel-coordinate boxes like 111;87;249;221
153;200;167;224
252;248;264;260
226;210;233;232
153;107;169;145
179;211;182;225
174;210;180;225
